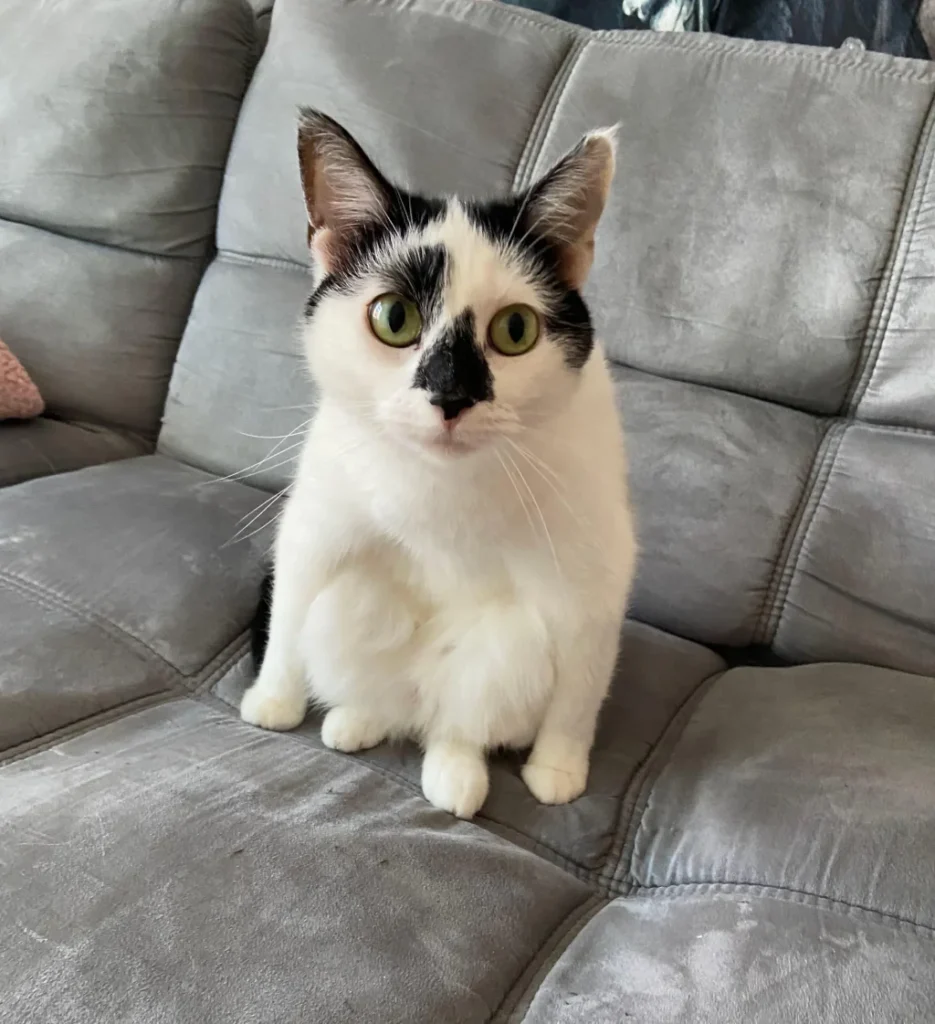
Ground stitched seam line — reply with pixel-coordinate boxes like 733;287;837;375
766;423;849;646
753;421;841;644
586;30;935;81
360;0;581;41
0;569;253;692
191;635;251;694
0;208;207;263
594;667;726;893
0;570;185;687
490;894;606;1024
609;671;727;892
215;248;309;273
844;88;935;414
634;882;935;939
0;692;182;767
510;36;588;192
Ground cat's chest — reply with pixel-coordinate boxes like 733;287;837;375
362;460;538;564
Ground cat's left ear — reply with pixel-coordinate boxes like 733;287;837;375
523;127;617;290
297;108;393;272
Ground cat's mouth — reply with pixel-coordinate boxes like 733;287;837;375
426;432;476;456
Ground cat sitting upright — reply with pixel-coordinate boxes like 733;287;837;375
241;110;637;820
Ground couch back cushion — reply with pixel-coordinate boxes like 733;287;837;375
0;0;256;438
160;0;935;675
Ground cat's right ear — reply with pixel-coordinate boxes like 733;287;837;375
297;109;392;272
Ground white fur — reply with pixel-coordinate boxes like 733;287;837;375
241;201;637;819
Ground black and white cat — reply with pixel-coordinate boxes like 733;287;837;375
241;110;637;819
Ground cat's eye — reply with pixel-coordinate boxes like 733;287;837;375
368;293;422;347
488;304;540;356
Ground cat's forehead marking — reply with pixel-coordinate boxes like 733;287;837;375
415;200;539;318
383;242;447;320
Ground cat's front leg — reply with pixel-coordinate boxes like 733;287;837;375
240;499;355;732
421;738;490;820
522;615;622;805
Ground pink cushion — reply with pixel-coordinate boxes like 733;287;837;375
0;338;44;420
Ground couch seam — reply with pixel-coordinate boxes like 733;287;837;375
753;420;845;644
0;692;183;767
588;29;935;81
0;209;205;263
765;422;850;647
602;667;725;892
0;574;252;766
596;667;727;893
0;569;251;692
190;633;252;694
215;248;309;273
489;894;606;1024
358;0;580;42
633;881;935;939
612;358;935;435
0;569;189;688
844;88;935;414
510;35;589;193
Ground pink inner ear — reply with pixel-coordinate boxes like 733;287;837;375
0;337;44;420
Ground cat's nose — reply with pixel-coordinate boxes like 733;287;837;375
430;394;475;424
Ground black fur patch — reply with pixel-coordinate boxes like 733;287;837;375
304;189;445;319
385;244;447;320
412;309;494;410
464;199;594;370
251;570;273;670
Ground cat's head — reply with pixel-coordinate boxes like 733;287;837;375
298;109;615;459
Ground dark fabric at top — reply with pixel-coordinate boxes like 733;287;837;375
503;0;930;59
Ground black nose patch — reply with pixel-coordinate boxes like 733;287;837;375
413;309;494;411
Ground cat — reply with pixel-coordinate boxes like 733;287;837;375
240;109;637;820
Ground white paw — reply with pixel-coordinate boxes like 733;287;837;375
240;685;307;731
421;745;489;819
320;707;387;753
522;758;588;805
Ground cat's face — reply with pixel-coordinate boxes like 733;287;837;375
298;111;615;460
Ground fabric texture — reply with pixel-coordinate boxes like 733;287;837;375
0;338;42;420
0;418;148;489
0;0;256;439
4;0;935;1022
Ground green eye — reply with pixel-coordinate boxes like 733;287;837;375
488;304;540;356
368;293;422;347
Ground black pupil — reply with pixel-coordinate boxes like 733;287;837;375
388;301;406;334
507;312;525;343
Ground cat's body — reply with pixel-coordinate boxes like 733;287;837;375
241;111;636;818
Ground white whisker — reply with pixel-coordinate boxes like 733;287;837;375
501;447;562;577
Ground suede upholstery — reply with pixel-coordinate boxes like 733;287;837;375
3;1;935;1021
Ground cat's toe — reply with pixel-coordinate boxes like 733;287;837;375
421;746;489;819
240;686;307;731
522;760;587;805
321;707;387;752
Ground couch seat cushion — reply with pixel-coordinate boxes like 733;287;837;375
521;894;935;1023
0;699;592;1024
621;663;935;928
0;455;269;757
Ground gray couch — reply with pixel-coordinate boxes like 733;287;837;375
3;0;935;1021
